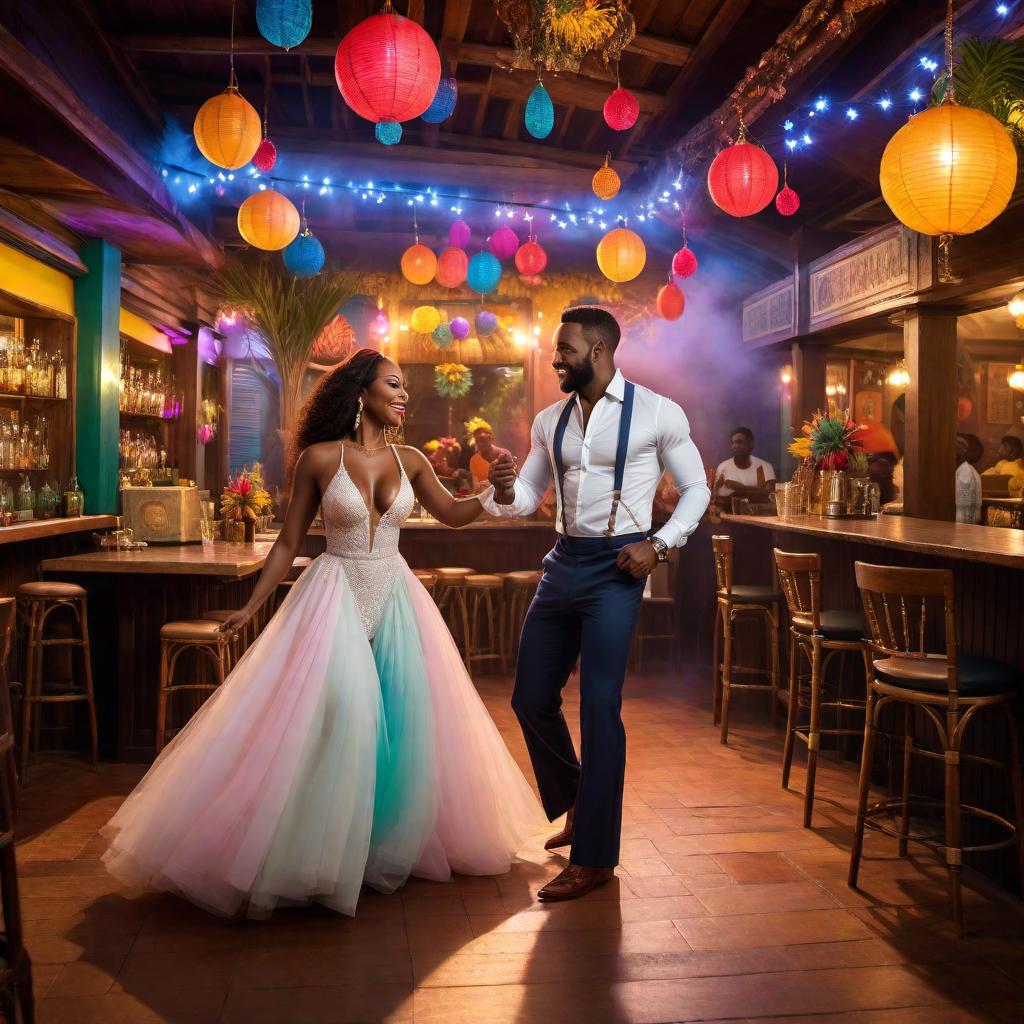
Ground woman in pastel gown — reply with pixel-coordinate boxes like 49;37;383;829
101;349;542;918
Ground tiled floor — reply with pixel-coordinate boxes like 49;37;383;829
14;668;1024;1024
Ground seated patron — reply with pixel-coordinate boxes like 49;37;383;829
868;452;898;506
469;423;512;491
955;434;983;525
713;427;775;502
982;435;1024;496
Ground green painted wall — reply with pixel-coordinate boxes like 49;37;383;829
74;240;121;514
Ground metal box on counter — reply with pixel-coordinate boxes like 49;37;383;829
121;486;201;543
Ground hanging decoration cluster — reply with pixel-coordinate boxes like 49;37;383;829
434;362;473;399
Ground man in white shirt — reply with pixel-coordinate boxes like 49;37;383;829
484;306;710;903
955;434;982;525
713;428;775;500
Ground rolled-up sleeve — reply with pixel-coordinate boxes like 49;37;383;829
652;398;711;549
479;412;552;518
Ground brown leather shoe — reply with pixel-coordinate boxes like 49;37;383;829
544;806;574;851
537;864;615;902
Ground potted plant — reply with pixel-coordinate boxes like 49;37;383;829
220;465;272;544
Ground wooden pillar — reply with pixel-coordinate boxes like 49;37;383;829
903;307;958;521
73;239;121;514
790;341;826;434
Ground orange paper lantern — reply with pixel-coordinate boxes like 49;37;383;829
401;243;437;285
656;281;685;320
596;227;646;283
193;83;262;170
434;246;468;288
237;190;300;250
592;155;621;200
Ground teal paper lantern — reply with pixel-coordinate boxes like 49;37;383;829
283;230;325;277
422;76;458;124
467;251;502;295
525;82;554;139
375;120;403;145
256;0;312;50
432;323;454;349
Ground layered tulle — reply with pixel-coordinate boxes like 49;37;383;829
101;554;541;917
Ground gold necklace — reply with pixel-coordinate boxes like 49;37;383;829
344;439;391;457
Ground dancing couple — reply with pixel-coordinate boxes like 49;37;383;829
102;306;710;913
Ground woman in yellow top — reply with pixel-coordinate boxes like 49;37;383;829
982;435;1024;496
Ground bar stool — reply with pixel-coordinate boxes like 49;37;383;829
16;582;98;779
774;550;867;827
412;570;437;596
0;600;19;807
711;536;780;745
850;561;1024;937
433;568;475;663
501;570;542;663
466;574;506;675
156;620;232;753
633;550;680;671
199;610;247;670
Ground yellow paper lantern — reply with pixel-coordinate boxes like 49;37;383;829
401;243;437;285
237;191;301;251
592;155;621;201
596;227;646;283
410;305;442;334
880;102;1017;236
193;85;262;170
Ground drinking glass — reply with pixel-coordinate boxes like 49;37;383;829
200;518;217;546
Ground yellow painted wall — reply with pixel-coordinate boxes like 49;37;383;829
119;307;171;353
0;241;74;317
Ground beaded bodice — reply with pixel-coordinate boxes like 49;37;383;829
320;446;414;638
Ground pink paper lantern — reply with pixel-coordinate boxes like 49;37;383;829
449;219;471;248
775;185;801;217
252;137;277;173
603;87;639;131
488;225;519;260
672;245;698;279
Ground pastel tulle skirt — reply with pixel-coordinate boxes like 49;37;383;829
101;556;541;917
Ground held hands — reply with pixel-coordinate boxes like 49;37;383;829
488;451;518;505
616;540;658;580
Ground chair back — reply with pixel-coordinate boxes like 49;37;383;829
774;550;821;632
854;561;957;686
711;535;733;596
648;549;677;600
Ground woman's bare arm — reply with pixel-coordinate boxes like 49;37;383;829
401;447;489;529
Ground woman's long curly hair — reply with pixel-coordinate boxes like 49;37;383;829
287;348;385;476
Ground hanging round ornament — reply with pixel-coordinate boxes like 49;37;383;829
411;305;442;334
603;77;639;132
488;225;519;261
449;316;471;340
672;242;698;279
375;120;403;145
421;75;458;124
596;226;646;283
707;121;778;218
335;2;441;132
656;279;685;321
194;73;262;170
432;322;454;349
515;237;547;276
282;222;325;277
237;189;300;250
400;231;437;285
592;153;621;200
775;161;800;216
252;135;277;173
435;246;468;288
256;0;312;51
525;80;554;139
449;219;471;248
475;310;498;337
467;251;502;295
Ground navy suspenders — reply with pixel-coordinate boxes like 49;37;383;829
551;380;636;538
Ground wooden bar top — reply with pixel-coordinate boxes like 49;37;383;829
0;515;119;546
721;513;1024;570
41;540;272;577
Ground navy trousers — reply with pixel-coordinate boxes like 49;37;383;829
512;534;646;868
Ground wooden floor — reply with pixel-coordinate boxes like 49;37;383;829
15;666;1024;1024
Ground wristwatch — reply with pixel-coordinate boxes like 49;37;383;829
649;536;669;562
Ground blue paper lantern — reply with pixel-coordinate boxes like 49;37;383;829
283;230;325;277
476;310;498;336
422;76;458;124
432;323;454;349
375;120;403;146
525;82;554;139
467;251;502;295
256;0;312;50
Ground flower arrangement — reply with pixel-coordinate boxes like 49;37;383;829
790;409;865;470
220;464;272;523
423;439;442;453
434;362;474;399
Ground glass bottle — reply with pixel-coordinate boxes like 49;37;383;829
55;351;67;399
64;475;84;517
16;474;34;520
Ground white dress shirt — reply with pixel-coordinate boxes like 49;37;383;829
481;370;710;548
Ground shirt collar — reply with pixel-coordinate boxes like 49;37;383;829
605;369;626;402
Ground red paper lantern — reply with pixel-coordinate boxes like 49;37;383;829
603;87;639;131
252;136;278;173
489;225;519;260
435;246;468;288
334;7;440;126
672;245;697;279
775;185;800;216
957;396;973;421
707;131;778;218
515;240;547;276
656;281;685;321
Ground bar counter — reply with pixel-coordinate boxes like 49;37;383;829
0;514;118;546
41;540;273;577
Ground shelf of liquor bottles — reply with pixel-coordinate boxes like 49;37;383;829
119;335;183;479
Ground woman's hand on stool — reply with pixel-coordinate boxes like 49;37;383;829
219;607;254;635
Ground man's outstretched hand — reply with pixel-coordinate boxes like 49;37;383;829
489;451;518;505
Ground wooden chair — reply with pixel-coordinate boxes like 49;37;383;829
412;569;437;596
432;568;475;664
466;574;506;675
632;549;680;671
15;582;98;781
850;561;1024;937
711;535;781;744
500;570;542;665
774;550;867;826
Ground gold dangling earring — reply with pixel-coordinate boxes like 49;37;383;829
352;396;363;435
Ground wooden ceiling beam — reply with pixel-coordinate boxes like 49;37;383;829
441;0;473;42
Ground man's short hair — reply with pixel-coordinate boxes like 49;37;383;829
731;427;754;442
561;306;621;351
1002;434;1023;456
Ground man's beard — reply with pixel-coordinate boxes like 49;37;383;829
557;359;594;393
